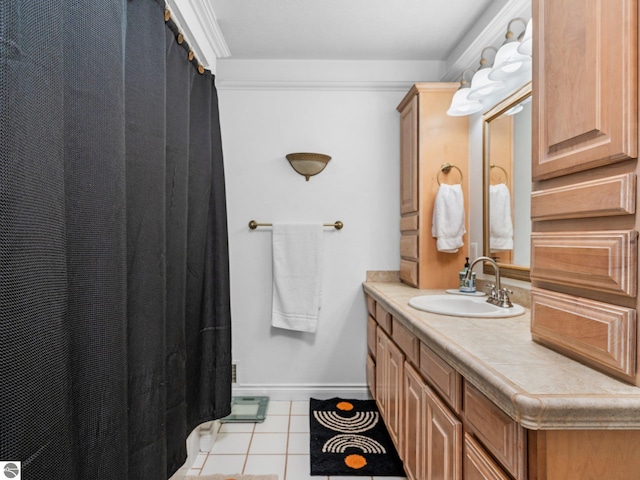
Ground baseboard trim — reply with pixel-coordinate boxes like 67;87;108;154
232;383;372;401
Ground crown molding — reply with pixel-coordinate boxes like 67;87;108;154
165;0;231;68
441;0;531;82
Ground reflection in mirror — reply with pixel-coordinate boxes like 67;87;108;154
483;83;532;281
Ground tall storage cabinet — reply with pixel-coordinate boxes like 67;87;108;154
397;84;469;289
530;0;640;385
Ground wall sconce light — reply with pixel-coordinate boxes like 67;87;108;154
446;69;483;116
286;152;331;181
488;17;531;81
467;46;507;101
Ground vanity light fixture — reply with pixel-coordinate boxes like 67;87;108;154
467;46;508;101
517;18;533;56
446;69;484;116
488;17;531;81
286;152;331;181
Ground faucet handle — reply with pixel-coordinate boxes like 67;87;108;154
498;287;514;308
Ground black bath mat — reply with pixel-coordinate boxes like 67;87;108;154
309;397;405;477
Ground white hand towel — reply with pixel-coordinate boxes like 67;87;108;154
489;183;514;251
271;223;323;333
431;183;465;253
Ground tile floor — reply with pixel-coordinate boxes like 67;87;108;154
184;399;407;480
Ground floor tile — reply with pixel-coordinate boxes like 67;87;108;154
200;454;246;475
243;454;286;478
287;432;310;455
253;414;290;433
209;432;252;454
249;433;288;454
266;400;291;416
372;477;407;480
289;414;310;433
285;454;321;480
291;400;310;415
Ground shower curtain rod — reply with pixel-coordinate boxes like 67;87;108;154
164;8;206;75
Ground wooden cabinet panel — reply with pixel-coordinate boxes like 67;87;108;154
366;354;376;398
400;214;419;232
531;287;637;380
463;433;510;480
404;364;425;480
392;318;419;366
463;382;526;479
366;293;376;317
400;233;419;260
426;382;462;480
533;0;638;180
375;302;392;335
400;259;419;288
367;315;377;357
387;338;405;451
420;342;462;414
400;94;419;215
530;231;638;296
531;173;636;221
375;327;388;418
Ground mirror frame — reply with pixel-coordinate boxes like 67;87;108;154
482;82;532;282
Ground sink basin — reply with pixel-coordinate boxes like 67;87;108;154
408;294;525;318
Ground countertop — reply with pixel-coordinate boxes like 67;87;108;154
363;279;640;430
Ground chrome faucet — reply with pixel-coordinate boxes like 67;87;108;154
463;256;513;308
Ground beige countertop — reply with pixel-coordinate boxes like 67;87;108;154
363;279;640;430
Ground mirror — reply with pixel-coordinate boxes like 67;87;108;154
482;83;532;281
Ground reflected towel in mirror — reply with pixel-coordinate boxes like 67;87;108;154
489;183;514;251
431;183;465;253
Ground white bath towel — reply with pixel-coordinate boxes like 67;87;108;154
431;183;465;253
271;223;323;333
489;183;514;251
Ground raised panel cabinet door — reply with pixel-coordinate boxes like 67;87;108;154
533;0;638;180
400;94;419;214
404;364;426;480
387;338;405;452
375;327;388;418
425;383;462;480
463;433;511;480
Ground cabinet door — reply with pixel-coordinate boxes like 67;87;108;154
533;0;637;180
400;94;419;214
425;386;462;480
404;364;425;480
375;327;388;417
463;433;511;480
386;338;405;450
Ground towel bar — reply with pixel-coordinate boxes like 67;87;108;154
248;220;343;230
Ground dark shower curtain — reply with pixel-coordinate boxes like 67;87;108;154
0;1;232;479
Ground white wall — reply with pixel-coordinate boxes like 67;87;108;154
217;59;442;399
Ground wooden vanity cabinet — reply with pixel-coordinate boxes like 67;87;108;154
397;84;469;289
531;0;640;385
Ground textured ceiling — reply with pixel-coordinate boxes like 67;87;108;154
208;0;503;61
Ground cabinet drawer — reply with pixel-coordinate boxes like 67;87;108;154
463;433;510;480
367;315;377;358
530;230;638;296
366;354;376;398
400;214;418;232
400;259;419;287
375;302;392;335
463;382;526;479
400;234;419;260
392;318;419;366
420;342;462;414
531;287;637;381
366;294;376;317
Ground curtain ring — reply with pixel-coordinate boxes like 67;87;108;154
197;65;205;75
164;9;171;22
437;163;463;185
177;33;184;44
188;51;195;61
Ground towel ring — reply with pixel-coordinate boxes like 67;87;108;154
437;163;463;185
490;164;509;184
